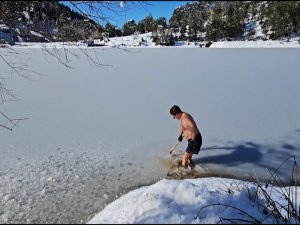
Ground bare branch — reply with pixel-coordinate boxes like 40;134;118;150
69;1;151;26
0;47;43;131
195;203;261;223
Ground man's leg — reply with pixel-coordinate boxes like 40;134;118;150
182;152;193;167
188;158;195;169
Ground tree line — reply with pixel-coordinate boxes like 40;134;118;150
1;1;299;45
105;1;300;44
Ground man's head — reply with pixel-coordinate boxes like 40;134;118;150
170;105;182;119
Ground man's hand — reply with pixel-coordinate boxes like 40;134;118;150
178;134;183;142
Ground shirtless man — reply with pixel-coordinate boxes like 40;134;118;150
170;105;202;168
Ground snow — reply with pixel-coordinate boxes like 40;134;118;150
211;40;300;48
0;24;9;30
1;32;300;224
88;178;300;224
23;11;30;20
30;30;45;38
7;32;300;48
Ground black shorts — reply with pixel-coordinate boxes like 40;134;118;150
186;133;202;155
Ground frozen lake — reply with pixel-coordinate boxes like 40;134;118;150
1;47;300;223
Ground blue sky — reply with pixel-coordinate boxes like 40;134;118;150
62;1;191;28
117;1;191;27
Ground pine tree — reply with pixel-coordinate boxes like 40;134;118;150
169;5;188;40
263;1;295;39
154;17;167;30
137;15;154;33
206;1;225;41
105;22;118;37
123;19;137;36
186;2;208;41
223;1;246;40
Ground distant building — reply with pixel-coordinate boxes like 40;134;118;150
0;24;12;43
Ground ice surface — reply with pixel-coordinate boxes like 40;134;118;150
1;47;300;223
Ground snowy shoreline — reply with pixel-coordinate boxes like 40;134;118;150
88;176;300;224
9;40;300;49
2;32;300;49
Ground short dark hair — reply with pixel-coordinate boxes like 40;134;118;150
170;105;182;116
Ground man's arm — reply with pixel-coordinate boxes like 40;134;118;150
178;130;183;142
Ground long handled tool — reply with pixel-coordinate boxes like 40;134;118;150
169;140;180;154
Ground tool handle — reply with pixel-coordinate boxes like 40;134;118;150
169;140;180;154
